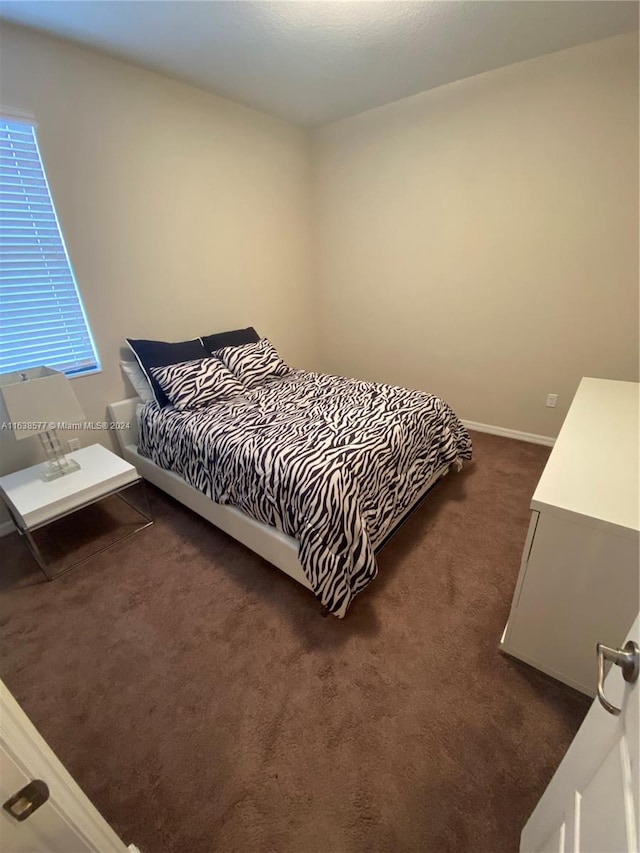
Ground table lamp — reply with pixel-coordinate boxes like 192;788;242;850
0;367;85;481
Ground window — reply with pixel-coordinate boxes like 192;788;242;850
0;117;100;376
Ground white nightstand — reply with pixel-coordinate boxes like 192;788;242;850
0;444;153;580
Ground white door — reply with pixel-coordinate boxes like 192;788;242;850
521;615;639;853
0;680;133;853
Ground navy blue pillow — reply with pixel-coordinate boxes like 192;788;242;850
126;338;210;407
200;327;260;354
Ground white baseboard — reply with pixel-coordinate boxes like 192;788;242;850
0;519;16;538
463;420;555;447
128;846;142;853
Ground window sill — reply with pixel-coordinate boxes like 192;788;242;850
67;366;103;380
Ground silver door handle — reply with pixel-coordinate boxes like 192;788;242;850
596;640;639;716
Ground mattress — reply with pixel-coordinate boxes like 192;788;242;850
138;370;472;616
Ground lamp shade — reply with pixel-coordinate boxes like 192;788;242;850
0;367;85;439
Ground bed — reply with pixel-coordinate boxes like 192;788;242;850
109;339;471;616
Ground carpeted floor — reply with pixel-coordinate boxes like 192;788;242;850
0;431;589;853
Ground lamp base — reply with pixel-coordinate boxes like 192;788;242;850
42;457;81;481
39;430;81;481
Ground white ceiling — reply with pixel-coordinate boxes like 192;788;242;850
1;1;638;127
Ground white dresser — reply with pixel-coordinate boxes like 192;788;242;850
500;377;639;696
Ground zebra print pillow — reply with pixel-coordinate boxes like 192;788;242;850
149;358;246;411
214;338;290;389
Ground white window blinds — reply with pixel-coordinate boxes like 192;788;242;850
0;117;100;376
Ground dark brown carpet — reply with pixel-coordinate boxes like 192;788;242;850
0;432;589;853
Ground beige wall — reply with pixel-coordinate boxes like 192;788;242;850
0;23;316;484
311;33;639;438
0;25;638;507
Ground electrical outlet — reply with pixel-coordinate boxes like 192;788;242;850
68;438;81;452
546;393;558;408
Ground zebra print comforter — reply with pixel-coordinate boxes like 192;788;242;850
137;370;472;616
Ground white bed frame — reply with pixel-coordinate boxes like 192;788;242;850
107;397;451;603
